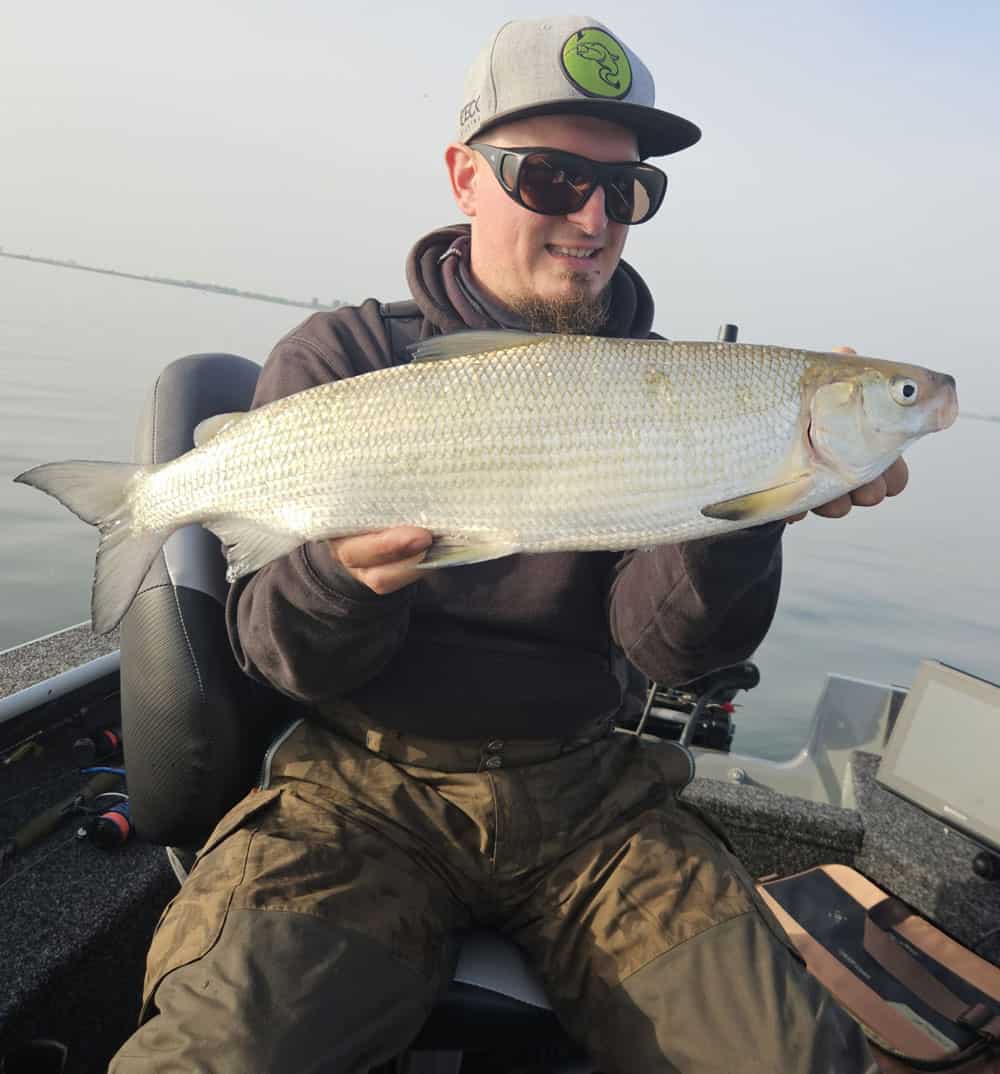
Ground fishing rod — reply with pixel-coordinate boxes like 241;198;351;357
0;706;120;771
0;770;124;875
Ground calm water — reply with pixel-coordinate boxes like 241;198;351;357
1;258;997;758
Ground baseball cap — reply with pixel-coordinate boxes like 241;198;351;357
458;16;701;159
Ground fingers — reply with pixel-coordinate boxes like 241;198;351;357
811;493;855;518
848;476;887;508
329;527;434;595
334;527;432;569
787;457;909;525
840;456;908;511
882;456;909;497
351;554;429;596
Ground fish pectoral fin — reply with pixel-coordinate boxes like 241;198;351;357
203;518;302;581
415;535;520;569
407;330;547;364
701;473;815;522
193;412;247;447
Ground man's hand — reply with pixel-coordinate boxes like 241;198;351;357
328;527;433;595
784;456;908;523
785;346;909;524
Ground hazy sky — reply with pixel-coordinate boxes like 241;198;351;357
3;1;998;403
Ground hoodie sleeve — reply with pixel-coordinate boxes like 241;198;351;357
225;304;417;703
608;523;785;687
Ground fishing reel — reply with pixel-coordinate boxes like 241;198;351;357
647;687;738;751
76;796;133;850
73;728;133;850
619;662;760;753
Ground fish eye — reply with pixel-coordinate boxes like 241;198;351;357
889;377;920;406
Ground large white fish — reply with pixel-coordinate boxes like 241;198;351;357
15;330;958;634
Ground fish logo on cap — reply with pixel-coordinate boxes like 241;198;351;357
560;27;632;100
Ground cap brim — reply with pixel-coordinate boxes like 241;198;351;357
470;99;701;159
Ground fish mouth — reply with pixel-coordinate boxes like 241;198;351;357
936;376;959;430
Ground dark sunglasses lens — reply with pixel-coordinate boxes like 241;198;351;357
606;174;638;223
606;168;667;224
518;153;594;215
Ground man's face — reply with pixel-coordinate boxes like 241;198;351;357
451;114;639;312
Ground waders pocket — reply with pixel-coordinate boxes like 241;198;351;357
139;787;283;1020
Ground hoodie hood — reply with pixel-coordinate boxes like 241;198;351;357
405;224;656;339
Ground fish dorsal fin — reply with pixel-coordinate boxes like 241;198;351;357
701;473;815;522
193;412;247;447
407;330;546;364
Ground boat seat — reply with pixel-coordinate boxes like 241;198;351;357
120;353;570;1050
120;354;286;849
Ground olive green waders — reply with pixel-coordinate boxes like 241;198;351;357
109;715;877;1073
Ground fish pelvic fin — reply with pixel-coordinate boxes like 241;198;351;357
701;472;815;522
14;461;167;634
415;535;521;569
407;330;547;363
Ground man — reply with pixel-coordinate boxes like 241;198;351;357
111;15;901;1073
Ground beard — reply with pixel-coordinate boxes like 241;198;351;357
507;279;611;335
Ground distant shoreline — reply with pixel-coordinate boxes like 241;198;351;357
3;249;997;423
0;249;340;311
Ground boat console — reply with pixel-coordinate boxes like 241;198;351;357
876;659;1000;875
684;659;1000;962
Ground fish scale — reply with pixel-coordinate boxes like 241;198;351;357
14;330;958;633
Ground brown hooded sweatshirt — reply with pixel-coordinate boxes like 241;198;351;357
225;226;785;739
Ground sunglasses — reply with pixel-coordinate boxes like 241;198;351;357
469;143;668;226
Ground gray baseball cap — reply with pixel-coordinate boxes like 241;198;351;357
458;16;701;159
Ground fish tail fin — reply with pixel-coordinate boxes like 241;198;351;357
15;461;169;634
15;461;144;524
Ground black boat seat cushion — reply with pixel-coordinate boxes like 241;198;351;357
120;353;291;850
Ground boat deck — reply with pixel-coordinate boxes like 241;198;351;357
2;627;998;1073
1;624;117;698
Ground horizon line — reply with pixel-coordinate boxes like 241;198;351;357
0;249;341;312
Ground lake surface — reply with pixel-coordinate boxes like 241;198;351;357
1;257;996;758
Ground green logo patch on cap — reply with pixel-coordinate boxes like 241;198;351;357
560;27;632;100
